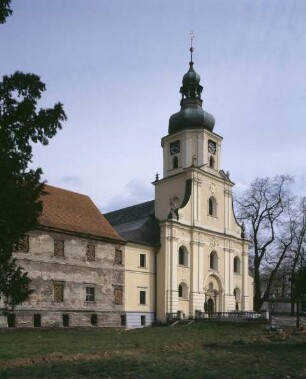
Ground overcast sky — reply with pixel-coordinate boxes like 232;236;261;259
1;0;305;212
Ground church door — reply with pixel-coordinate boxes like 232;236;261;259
207;298;214;314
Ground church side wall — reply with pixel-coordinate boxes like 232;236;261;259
124;243;156;328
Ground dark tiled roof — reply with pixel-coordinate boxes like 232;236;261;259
104;201;160;247
39;185;124;242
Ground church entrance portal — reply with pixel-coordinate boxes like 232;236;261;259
207;298;214;314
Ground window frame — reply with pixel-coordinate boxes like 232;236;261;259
86;244;96;261
139;290;146;305
53;282;64;302
114;287;123;305
86;286;95;302
178;246;188;266
209;251;218;270
233;256;241;274
139;253;146;268
208;196;217;217
54;239;65;257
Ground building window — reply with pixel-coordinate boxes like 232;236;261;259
173;156;178;169
139;290;146;305
209;156;215;169
86;287;95;302
54;239;64;257
114;287;123;305
178;246;188;266
210;251;218;270
53;283;64;302
141;315;146;326
63;314;69;327
120;314;126;326
178;282;188;299
86;244;96;261
114;249;123;265
90;313;98;326
7;313;16;328
16;235;29;253
34;314;41;327
208;197;217;217
140;254;146;268
234;256;241;274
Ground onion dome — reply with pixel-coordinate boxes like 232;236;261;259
168;45;215;135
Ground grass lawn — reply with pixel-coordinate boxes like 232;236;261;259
0;322;306;378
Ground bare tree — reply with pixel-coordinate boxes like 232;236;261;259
287;197;306;314
235;175;294;311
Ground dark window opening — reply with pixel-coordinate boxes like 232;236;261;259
90;313;98;326
120;315;126;326
210;251;218;270
234;257;240;273
178;284;183;297
178;246;187;266
208;197;216;216
141;315;146;326
209;156;215;168
140;291;146;305
7;314;16;328
63;314;69;327
173;156;178;169
140;254;146;268
34;314;41;327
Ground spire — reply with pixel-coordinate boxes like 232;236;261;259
180;33;202;100
168;36;215;135
190;31;194;63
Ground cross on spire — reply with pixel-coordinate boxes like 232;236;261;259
189;31;195;62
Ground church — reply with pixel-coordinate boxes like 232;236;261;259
105;47;253;327
0;47;253;329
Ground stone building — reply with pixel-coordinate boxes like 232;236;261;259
0;185;125;328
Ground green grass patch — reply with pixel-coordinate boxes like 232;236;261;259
0;322;305;378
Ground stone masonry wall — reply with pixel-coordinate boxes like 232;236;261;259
0;229;125;328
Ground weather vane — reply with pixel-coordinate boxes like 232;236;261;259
189;31;195;62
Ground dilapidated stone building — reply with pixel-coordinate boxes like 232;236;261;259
0;185;125;328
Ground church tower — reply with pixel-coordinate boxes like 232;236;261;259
154;43;253;321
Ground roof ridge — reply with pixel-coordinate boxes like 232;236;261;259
44;184;89;198
105;199;155;216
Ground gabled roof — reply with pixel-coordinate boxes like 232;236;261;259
104;200;160;247
39;185;124;242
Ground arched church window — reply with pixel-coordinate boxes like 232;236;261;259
208;197;217;217
178;282;188;299
209;155;215;169
178;284;183;298
233;256;241;274
178;246;188;266
173;156;178;169
210;251;218;270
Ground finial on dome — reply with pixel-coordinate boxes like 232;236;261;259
189;31;195;64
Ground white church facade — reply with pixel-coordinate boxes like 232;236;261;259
105;51;254;326
0;49;253;329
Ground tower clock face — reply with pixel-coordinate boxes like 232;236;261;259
208;140;216;155
170;140;180;155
